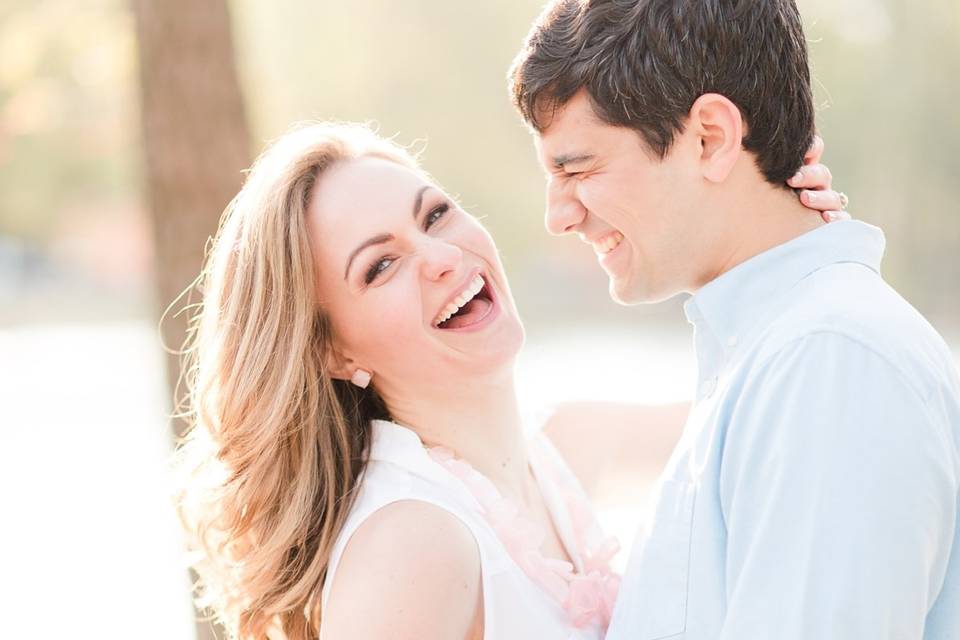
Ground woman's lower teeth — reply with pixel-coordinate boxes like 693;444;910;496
440;298;491;329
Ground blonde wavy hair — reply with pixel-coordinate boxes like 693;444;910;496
173;122;420;639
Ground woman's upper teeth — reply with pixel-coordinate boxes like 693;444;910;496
593;231;624;255
435;274;485;326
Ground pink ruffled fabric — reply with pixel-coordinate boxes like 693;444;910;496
428;446;621;632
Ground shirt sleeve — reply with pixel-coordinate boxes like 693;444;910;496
717;331;957;639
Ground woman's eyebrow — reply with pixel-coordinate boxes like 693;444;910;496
342;185;437;281
343;233;394;281
411;185;433;219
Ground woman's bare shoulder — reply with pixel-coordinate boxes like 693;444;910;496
322;500;482;640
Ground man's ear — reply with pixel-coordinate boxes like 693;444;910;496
688;93;744;184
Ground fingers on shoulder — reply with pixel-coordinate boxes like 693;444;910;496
324;500;482;639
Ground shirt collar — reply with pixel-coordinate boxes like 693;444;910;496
367;419;480;504
369;418;426;461
683;220;886;371
368;418;441;475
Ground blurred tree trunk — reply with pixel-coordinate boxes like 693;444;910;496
131;1;251;639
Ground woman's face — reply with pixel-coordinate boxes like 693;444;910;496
308;156;525;395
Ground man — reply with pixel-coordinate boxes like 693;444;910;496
510;0;960;638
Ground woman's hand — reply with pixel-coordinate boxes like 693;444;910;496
787;135;851;223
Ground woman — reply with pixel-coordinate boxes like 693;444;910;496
174;122;844;640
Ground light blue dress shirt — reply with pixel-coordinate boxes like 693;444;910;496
606;221;960;640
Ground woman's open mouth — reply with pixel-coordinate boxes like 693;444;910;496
433;272;498;331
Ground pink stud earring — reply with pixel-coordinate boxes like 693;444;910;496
350;369;372;389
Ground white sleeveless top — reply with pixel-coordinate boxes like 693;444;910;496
320;420;619;639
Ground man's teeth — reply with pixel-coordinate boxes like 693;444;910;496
593;232;625;255
435;274;485;326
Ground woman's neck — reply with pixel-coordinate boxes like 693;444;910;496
381;368;533;503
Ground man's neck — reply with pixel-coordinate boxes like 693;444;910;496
694;181;826;291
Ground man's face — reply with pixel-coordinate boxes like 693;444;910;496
536;90;704;304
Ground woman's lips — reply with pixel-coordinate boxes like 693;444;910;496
434;276;500;332
433;269;485;327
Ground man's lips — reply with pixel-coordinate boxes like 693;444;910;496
582;230;625;255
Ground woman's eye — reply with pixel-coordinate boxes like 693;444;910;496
425;202;450;229
362;203;450;286
365;257;394;284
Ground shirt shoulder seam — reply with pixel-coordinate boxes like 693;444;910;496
750;328;937;418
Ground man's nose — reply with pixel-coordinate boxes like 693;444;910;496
544;179;587;236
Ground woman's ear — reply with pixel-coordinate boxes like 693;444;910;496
325;346;356;382
325;346;374;389
689;93;744;184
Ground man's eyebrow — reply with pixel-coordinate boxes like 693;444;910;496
343;233;394;281
552;153;594;169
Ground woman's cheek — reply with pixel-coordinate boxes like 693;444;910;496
383;271;427;332
457;220;498;257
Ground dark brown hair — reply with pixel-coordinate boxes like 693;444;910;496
509;0;815;185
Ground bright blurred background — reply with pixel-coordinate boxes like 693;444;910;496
1;1;957;638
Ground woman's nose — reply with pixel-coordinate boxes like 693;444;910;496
420;238;463;281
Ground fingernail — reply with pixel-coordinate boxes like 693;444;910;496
806;191;818;203
790;171;804;184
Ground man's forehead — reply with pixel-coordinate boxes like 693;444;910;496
536;124;596;167
535;95;605;154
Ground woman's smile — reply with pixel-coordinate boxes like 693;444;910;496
432;269;500;332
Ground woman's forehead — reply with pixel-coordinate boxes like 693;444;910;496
307;156;436;282
312;156;428;229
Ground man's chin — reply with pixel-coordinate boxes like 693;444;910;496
609;277;644;306
609;275;677;306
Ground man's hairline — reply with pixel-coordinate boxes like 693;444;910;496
531;89;674;166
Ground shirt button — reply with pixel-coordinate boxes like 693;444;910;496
727;336;738;348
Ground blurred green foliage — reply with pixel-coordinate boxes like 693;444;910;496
0;0;957;326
